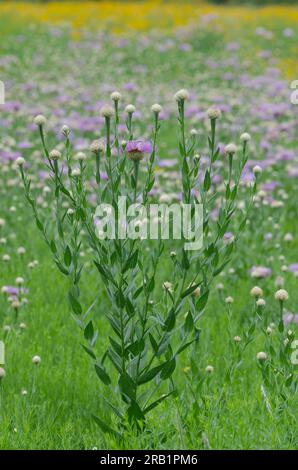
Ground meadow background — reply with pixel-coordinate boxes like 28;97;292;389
0;0;297;450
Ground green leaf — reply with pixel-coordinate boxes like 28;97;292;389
181;249;190;270
119;373;136;401
95;363;111;386
123;250;138;273
68;292;82;315
143;391;174;414
137;363;166;385
203;170;211;191
92;415;120;438
84;321;94;342
81;344;96;360
164;308;176;332
195;290;209;312
181;283;200;299
184;311;194;334
64;245;72;267
127;399;145;423
160;357;176;380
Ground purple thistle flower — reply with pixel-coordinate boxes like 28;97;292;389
126;140;152;161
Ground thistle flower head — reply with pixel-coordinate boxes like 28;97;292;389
90;140;105;154
125;104;136;114
61;125;71;137
207;107;221;120
253;165;262;176
74;152;87;162
126;140;152;162
174;89;190;102
100;104;114;118
15;157;25;167
34;114;47;126
32;355;41;365
274;289;289;302
256;351;267;361
225;143;237;155
110;91;121;102
151;103;162;115
49;149;61;161
250;286;263;298
71;168;81;177
240;132;251;142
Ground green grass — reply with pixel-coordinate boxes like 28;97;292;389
0;13;297;449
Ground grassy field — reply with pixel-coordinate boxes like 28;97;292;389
0;2;297;450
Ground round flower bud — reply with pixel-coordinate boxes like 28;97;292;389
71;168;81;177
0;367;6;379
49;149;61;161
256;298;266;307
284;233;293;242
225;296;234;304
256;351;267;361
266;326;273;335
174;89;190;102
16;277;24;285
125;104;136;114
250;286;263;298
110;91;121;102
225;143;237;155
162;281;173;293
240;132;251;142
216;283;224;291
205;365;214;374
274;289;289;302
34;114;46;126
61;125;70;137
253;165;262;176
99;104;114;118
151;103;162;115
32;355;41;365
233;335;241;342
207;107;221;120
15;157;25;167
90;140;105;154
190;129;198;136
74;152;87;161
